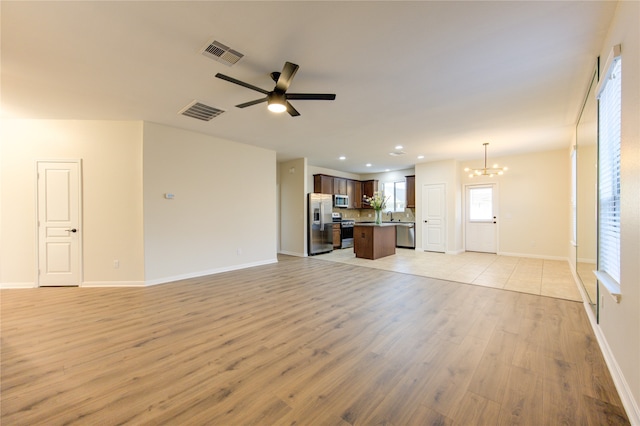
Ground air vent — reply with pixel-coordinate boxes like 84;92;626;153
179;101;224;121
201;40;244;66
389;151;406;156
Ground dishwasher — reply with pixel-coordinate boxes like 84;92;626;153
396;222;416;248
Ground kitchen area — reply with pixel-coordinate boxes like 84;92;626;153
308;173;416;259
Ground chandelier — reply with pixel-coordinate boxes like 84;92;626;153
464;143;508;178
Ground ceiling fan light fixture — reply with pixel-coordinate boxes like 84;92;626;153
216;61;335;117
267;93;286;113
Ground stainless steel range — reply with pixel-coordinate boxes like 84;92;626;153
340;218;355;249
332;213;354;249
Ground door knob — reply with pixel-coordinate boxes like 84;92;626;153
66;228;77;233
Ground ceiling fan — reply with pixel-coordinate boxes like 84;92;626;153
215;61;336;117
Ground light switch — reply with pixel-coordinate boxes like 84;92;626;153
164;193;175;199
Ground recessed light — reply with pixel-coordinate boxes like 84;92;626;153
395;145;403;150
339;156;346;160
366;163;372;167
417;155;424;159
385;169;390;172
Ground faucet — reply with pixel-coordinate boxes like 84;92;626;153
387;211;393;221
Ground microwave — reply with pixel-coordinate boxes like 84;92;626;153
333;194;349;208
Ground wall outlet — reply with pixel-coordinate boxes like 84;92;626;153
368;213;372;217
113;260;120;269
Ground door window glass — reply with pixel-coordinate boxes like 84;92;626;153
469;187;493;221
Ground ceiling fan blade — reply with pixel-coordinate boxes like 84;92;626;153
236;97;268;108
275;62;299;93
286;93;336;101
286;101;301;117
215;73;270;95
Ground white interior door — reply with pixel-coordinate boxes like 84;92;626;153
465;184;497;253
37;161;82;286
422;183;446;252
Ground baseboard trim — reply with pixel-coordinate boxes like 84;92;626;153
144;258;278;287
582;302;640;425
574;271;640;425
278;250;305;257
445;249;465;255
415;246;446;254
82;281;146;288
498;251;568;262
0;282;36;289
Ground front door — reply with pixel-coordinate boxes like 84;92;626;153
422;183;446;252
465;184;497;253
37;161;82;286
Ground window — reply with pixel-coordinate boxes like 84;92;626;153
468;186;493;221
596;46;621;298
382;181;406;212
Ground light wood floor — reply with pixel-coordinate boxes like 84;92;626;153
1;255;629;425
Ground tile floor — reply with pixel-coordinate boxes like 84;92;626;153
316;248;583;302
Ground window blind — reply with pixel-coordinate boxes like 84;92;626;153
597;55;621;286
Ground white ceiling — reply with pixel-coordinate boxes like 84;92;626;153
1;1;615;174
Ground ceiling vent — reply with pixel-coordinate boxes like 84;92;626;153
201;40;244;66
179;101;224;121
389;151;406;156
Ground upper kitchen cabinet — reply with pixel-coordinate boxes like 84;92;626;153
361;180;379;209
314;174;333;194
313;174;378;209
346;180;357;208
354;181;363;209
405;175;415;208
333;177;347;195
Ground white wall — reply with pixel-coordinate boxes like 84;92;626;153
596;1;640;421
415;159;462;254
142;122;277;284
360;168;415;184
0;120;145;286
279;158;307;256
461;149;570;259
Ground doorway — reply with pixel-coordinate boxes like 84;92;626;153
36;160;83;286
422;183;446;252
465;184;497;253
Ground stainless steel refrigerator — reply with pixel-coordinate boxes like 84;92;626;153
308;193;333;255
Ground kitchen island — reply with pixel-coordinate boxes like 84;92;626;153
353;223;396;260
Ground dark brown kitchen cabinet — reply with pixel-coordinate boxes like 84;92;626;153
354;223;396;260
333;223;341;249
313;174;377;209
314;174;333;194
405;175;415;208
354;181;363;209
333;177;347;195
346;179;357;208
361;180;379;208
